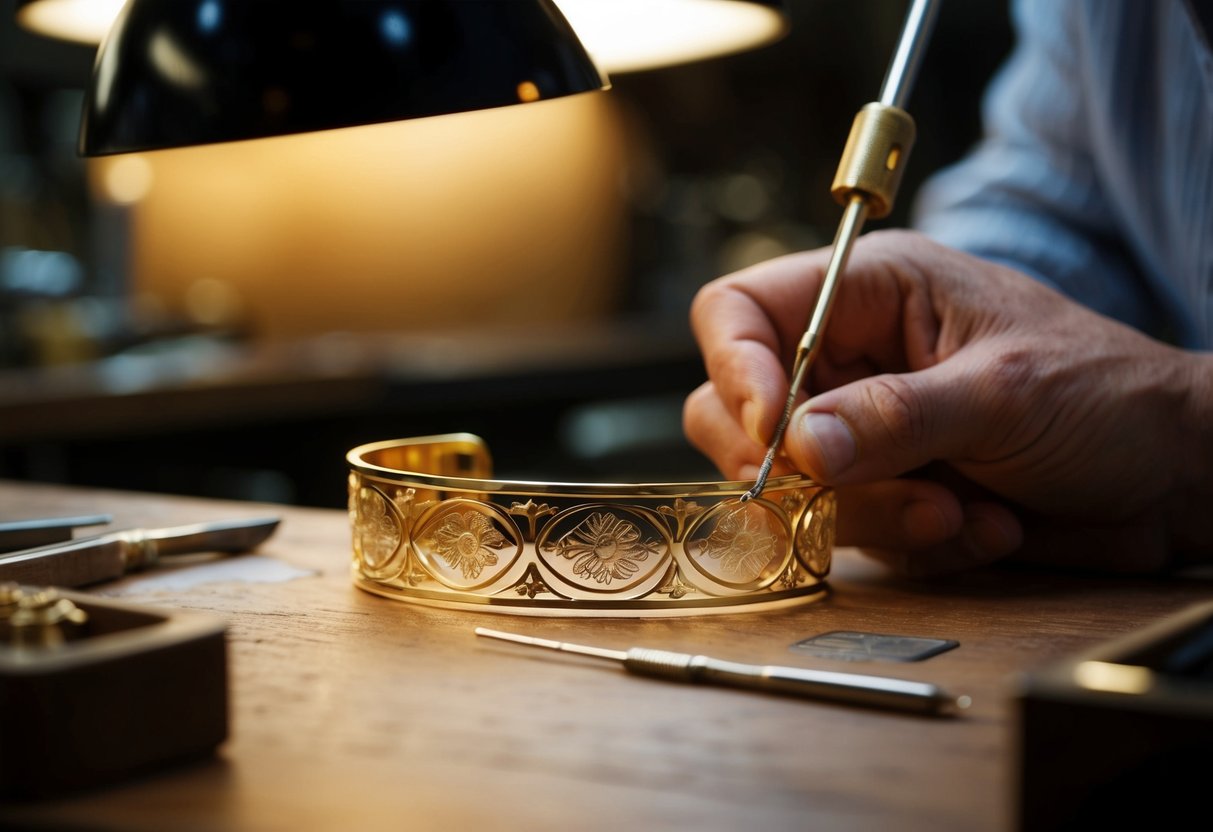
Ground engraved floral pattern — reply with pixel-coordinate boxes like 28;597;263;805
356;487;401;570
550;511;661;585
509;499;556;540
392;488;417;524
780;489;807;517
697;505;779;581
353;469;830;610
514;569;551;599
657;564;692;599
778;562;800;590
657;498;705;540
426;510;510;580
798;491;836;578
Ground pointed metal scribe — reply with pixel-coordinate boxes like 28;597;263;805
475;627;970;717
742;0;941;502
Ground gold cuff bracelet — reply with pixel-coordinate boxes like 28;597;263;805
347;434;834;617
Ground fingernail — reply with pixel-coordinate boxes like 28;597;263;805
799;412;857;479
741;399;763;445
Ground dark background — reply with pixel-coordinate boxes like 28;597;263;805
0;0;1015;508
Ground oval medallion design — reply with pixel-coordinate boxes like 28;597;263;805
797;489;836;578
536;506;670;593
684;499;790;589
354;484;404;578
412;499;522;590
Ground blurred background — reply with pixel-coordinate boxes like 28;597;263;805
0;0;1013;507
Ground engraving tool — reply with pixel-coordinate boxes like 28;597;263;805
476;626;970;716
742;0;942;502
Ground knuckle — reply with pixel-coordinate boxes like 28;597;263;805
681;385;712;445
703;339;763;407
865;374;927;451
975;346;1037;416
689;278;731;331
984;346;1036;389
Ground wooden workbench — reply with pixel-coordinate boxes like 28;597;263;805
0;480;1209;831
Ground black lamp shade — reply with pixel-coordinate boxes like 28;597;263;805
79;0;609;156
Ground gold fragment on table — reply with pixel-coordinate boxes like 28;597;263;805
0;583;89;647
347;434;835;617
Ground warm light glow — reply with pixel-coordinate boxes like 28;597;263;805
16;0;786;74
90;94;630;340
184;277;244;327
516;81;541;103
99;154;154;204
15;0;126;44
1072;661;1155;695
556;0;786;73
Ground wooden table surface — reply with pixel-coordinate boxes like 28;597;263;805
1;480;1210;832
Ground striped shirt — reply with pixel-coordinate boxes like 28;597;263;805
912;0;1213;348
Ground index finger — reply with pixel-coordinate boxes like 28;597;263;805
690;249;830;444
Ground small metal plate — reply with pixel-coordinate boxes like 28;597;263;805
790;630;959;662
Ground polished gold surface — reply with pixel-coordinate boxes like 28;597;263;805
0;583;89;647
830;102;916;220
348;434;834;616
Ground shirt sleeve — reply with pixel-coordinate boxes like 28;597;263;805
910;0;1162;335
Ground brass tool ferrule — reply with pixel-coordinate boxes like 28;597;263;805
830;102;917;220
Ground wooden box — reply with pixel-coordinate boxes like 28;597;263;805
1014;598;1213;831
0;591;227;800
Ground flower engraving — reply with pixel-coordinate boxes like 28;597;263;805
356;487;401;570
550;511;660;585
697;505;779;582
426;510;509;580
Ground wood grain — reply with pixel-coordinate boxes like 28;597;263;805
0;480;1209;831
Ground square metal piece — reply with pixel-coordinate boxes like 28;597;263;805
790;630;959;662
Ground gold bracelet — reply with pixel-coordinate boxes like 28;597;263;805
347;434;834;617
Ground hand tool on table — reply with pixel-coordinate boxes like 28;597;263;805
743;0;942;502
0;516;281;588
475;627;970;717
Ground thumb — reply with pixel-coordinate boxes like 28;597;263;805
784;366;981;484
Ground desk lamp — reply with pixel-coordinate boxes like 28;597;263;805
67;0;610;156
14;0;789;73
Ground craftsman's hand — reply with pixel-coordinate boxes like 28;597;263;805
684;230;1213;575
